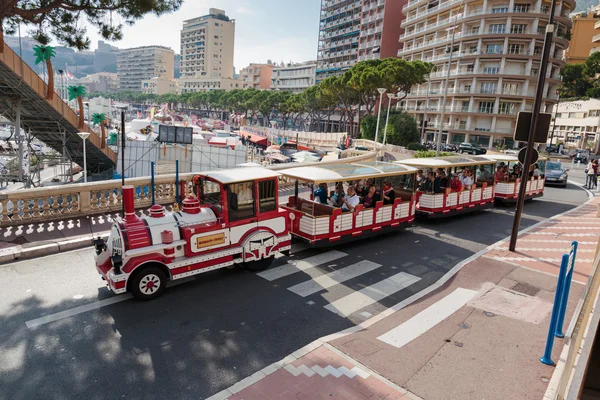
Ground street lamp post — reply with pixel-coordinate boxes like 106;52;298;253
383;93;396;146
77;132;90;183
374;88;387;152
549;92;560;147
436;0;465;156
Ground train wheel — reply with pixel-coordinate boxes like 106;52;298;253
245;256;274;272
131;267;166;301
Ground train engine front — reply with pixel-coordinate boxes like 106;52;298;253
94;185;217;299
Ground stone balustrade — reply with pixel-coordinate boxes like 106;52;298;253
0;151;377;227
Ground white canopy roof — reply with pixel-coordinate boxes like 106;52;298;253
397;156;495;168
279;161;417;183
204;167;280;184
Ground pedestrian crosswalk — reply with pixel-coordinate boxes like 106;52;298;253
256;249;422;321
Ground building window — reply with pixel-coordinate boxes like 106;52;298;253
508;44;524;54
486;44;503;54
489;24;505;34
502;83;520;95
514;4;530;12
499;102;516;114
569;112;576;118
483;66;500;74
481;82;497;94
492;6;509;13
511;24;527;34
479;101;495;113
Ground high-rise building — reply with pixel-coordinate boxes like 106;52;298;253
180;8;235;79
316;0;405;82
566;9;600;63
271;61;317;92
399;0;572;148
240;63;274;89
117;46;174;91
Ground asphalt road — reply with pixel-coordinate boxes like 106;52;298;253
0;184;590;400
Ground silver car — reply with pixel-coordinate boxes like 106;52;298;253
544;161;568;188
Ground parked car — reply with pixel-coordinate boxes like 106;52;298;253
544;161;568;187
546;144;559;153
504;149;519;155
459;142;487;155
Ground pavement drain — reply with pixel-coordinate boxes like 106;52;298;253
511;282;541;297
483;311;496;317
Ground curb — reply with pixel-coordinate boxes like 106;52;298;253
206;187;597;400
0;231;109;265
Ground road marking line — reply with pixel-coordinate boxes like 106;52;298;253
26;294;133;329
257;250;347;281
324;272;420;317
377;288;478;349
287;260;381;297
24;277;194;329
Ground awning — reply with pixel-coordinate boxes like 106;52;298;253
238;132;268;146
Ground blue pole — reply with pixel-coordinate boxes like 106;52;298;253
541;254;569;365
175;159;180;204
151;162;155;205
555;241;578;338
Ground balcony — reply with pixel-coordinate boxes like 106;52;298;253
593;33;600;43
402;0;462;26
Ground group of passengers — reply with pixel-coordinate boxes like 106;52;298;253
493;163;540;182
416;167;481;194
313;179;396;212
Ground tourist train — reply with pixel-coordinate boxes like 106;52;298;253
94;154;549;300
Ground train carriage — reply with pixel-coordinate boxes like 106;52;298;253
482;155;547;203
397;156;496;218
279;161;417;246
95;167;291;300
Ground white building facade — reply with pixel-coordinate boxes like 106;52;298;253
271;62;317;92
398;0;573;148
550;99;600;151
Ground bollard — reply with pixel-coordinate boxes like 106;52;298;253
555;241;578;338
541;253;569;365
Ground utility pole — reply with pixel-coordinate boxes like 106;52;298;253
548;93;560;147
509;0;559;252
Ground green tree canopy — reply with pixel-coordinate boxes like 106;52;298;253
360;111;420;146
1;1;183;50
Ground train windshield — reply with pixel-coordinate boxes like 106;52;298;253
200;178;223;213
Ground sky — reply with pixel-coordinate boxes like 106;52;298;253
80;0;322;72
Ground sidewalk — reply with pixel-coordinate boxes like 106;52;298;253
209;197;600;400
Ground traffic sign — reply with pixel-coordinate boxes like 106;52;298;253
514;112;552;143
518;147;539;165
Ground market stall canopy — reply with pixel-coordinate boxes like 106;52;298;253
238;132;268;146
267;153;291;162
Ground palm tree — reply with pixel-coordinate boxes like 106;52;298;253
33;45;56;100
92;113;107;149
68;85;87;129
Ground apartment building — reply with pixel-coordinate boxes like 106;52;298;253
399;0;572;148
117;46;175;91
180;9;235;79
316;0;405;82
179;77;243;93
550;99;600;150
271;61;317;92
71;72;118;93
141;77;178;95
240;63;274;89
566;10;600;63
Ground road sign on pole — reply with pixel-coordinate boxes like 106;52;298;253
518;148;538;165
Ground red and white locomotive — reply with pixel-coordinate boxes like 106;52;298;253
95;167;291;300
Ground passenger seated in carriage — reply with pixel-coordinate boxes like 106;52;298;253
450;173;463;192
342;186;360;212
314;183;328;204
329;184;346;208
361;184;380;208
382;180;396;205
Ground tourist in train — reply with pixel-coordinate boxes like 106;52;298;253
433;173;443;193
329;184;346;207
439;170;448;191
416;169;424;184
510;164;521;179
462;169;473;188
361;184;380;208
342;186;360;212
494;166;505;182
382;179;396;205
450;172;463;192
419;172;435;193
314;183;328;204
476;165;489;181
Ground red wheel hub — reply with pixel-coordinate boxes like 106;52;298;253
146;281;155;289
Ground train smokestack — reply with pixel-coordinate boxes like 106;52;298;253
122;185;137;222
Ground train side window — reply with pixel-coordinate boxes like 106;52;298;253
258;179;276;213
202;180;222;214
229;181;255;221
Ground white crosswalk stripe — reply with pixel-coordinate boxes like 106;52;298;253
324;272;421;317
287;260;382;297
257;250;347;281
